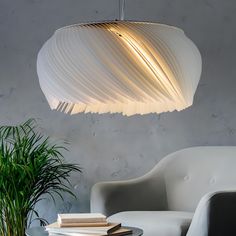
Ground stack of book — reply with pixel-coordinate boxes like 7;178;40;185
45;213;132;236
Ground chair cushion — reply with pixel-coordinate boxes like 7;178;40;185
108;211;193;236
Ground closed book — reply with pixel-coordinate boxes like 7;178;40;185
46;222;121;235
58;214;107;224
59;222;109;227
48;227;132;236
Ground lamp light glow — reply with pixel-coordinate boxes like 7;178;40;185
37;21;202;116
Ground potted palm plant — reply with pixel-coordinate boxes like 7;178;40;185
0;119;81;236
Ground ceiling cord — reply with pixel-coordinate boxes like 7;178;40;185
119;0;126;20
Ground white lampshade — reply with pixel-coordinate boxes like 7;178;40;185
37;21;202;116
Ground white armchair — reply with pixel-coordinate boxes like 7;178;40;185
91;146;236;236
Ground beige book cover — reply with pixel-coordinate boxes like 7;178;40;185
59;222;109;227
46;222;121;234
48;227;132;236
58;213;107;223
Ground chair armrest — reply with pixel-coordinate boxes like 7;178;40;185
187;190;236;236
90;169;167;216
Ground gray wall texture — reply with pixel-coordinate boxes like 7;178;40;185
0;0;236;224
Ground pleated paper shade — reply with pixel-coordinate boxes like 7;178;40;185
37;21;202;116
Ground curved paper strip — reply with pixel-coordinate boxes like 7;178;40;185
37;21;202;116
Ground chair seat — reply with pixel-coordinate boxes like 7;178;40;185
108;211;194;236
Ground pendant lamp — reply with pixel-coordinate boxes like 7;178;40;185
37;1;202;116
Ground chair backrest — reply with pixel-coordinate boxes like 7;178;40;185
149;146;236;212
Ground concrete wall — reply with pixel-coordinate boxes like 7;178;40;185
0;0;236;223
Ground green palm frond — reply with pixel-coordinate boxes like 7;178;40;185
0;119;81;236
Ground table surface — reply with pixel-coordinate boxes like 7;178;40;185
26;226;143;236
